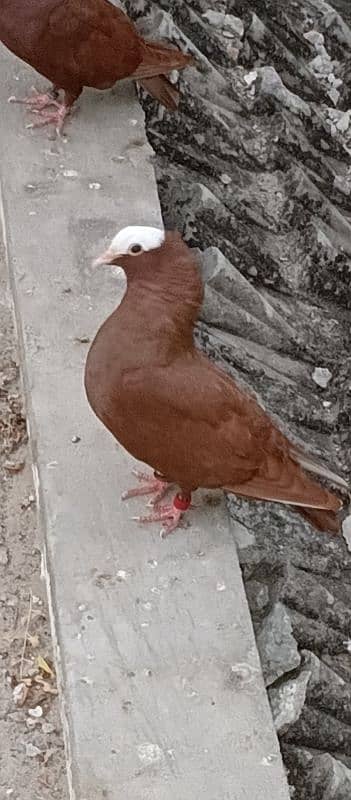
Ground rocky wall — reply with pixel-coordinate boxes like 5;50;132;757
126;1;351;796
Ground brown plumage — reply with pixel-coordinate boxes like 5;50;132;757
85;226;348;537
1;0;192;132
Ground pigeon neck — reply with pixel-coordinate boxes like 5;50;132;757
120;241;204;339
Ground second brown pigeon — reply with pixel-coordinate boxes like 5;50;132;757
1;0;192;132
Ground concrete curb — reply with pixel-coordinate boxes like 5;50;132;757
0;39;289;800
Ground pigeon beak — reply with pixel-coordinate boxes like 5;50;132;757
93;249;119;267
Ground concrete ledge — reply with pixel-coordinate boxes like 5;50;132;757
0;40;289;800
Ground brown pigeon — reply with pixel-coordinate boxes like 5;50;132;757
1;0;192;132
85;226;348;538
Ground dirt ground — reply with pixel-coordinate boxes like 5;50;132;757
0;252;67;798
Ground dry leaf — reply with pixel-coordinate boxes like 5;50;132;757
4;460;25;473
37;655;54;677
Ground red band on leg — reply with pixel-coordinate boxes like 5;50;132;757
173;493;191;512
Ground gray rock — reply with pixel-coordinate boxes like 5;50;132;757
282;746;351;800
200;247;298;345
269;668;311;734
302;650;345;691
322;754;351;798
312;366;332;388
336;111;351;134
245;580;270;616
303;30;325;50
257;603;300;687
256;67;311;117
202;11;244;39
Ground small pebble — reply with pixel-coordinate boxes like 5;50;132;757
312;367;332;388
71;435;81;443
28;705;43;718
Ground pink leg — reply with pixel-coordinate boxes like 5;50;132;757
132;491;192;539
122;469;171;506
8;85;60;112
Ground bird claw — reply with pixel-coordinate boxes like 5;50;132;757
8;86;60;112
122;470;171;504
26;104;71;135
131;504;184;538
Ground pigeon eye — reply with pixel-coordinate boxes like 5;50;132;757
129;243;143;255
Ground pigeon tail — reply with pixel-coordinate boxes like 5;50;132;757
295;505;341;534
132;40;193;81
138;75;180;110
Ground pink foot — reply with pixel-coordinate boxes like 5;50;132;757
122;469;171;506
8;86;60;112
132;492;191;539
26;103;72;135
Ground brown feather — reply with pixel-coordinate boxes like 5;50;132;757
85;231;347;535
138;76;180;111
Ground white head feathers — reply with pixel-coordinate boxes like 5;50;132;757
109;226;165;256
94;226;165;266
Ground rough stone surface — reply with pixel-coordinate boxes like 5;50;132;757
125;1;351;797
269;668;311;734
257;603;301;686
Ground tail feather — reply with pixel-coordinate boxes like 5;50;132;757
139;75;180;110
225;451;345;534
132;39;193;81
291;448;349;491
295;506;341;534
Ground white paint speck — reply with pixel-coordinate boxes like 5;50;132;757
140;622;149;628
343;639;351;653
147;559;158;568
62;169;78;178
216;582;226;592
142;602;152;610
150;587;161;595
29;211;36;216
116;570;128;581
89;182;101;190
261;753;278;766
137;743;164;765
78;604;86;612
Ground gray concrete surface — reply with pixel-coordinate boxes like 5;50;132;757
0;43;290;800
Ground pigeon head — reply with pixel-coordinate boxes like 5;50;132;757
94;226;165;268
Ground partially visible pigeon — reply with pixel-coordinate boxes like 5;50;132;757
1;0;192;132
85;225;348;538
